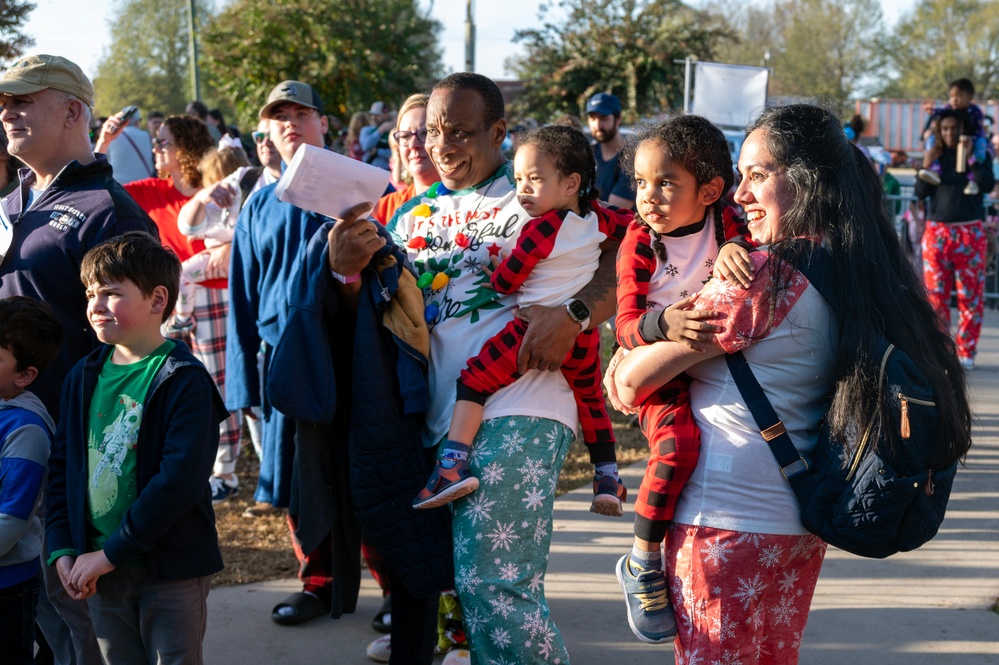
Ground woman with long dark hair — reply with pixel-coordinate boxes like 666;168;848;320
607;104;971;663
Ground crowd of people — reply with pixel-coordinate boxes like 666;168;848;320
0;51;974;665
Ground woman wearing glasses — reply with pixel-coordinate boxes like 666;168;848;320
97;113;244;505
373;94;438;225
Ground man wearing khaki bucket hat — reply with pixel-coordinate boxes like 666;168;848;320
0;54;156;665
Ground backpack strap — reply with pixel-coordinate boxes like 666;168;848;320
724;351;815;504
238;166;265;207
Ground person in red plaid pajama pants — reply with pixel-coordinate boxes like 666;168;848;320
414;126;629;514
458;208;615;454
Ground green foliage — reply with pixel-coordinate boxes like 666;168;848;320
92;0;222;119
707;0;886;115
0;0;36;67
508;0;736;124
201;0;444;130
884;0;999;100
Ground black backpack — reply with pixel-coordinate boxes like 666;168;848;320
726;247;959;558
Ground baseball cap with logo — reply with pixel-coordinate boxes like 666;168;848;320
0;54;95;107
586;92;622;117
259;80;325;119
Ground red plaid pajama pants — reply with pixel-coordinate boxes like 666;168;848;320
457;317;616;462
633;378;701;542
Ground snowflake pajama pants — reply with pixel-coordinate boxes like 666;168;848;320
921;220;987;361
666;524;826;665
452;416;574;665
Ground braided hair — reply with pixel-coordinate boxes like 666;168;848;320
515;124;598;215
621;114;734;261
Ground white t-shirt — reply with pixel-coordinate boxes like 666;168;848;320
513;209;605;308
387;163;577;447
645;209;722;308
673;252;838;535
106;126;154;185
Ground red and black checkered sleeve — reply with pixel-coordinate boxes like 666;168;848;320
594;202;633;242
720;204;753;244
615;222;659;350
490;210;566;294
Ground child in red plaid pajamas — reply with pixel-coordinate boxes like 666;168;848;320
414;125;627;513
608;116;751;644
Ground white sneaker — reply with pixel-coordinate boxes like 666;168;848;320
442;650;471;665
366;635;391;663
209;475;239;504
960;357;975;370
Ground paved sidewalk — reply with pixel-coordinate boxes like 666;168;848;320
205;312;999;664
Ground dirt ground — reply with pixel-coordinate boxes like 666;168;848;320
213;329;648;588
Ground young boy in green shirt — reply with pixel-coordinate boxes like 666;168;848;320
45;231;227;664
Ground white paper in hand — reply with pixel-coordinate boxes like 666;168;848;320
274;144;389;219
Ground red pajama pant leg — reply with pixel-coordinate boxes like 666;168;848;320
666;524;827;665
458;320;615;457
921;220;987;360
632;379;700;543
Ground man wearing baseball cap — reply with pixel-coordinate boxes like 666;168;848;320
586;92;634;209
226;79;336;626
0;53;156;665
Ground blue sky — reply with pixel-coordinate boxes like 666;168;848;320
21;0;917;81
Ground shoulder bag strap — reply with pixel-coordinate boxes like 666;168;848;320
121;131;156;178
724;351;815;503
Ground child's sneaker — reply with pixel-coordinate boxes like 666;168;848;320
615;554;677;644
413;459;479;509
209;475;239;504
590;475;627;516
964;179;980;195
366;635;391;663
917;169;941;185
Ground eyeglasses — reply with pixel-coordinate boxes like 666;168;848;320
152;138;174;150
392;128;428;145
252;131;269;145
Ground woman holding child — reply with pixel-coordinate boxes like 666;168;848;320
607;104;971;664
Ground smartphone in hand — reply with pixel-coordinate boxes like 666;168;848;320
118;105;138;129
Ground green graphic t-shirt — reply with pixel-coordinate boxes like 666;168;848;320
86;341;174;552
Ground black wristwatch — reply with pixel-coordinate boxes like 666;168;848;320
563;298;591;331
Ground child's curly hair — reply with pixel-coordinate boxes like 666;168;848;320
515;125;598;215
199;146;251;186
159;116;214;189
622;114;734;260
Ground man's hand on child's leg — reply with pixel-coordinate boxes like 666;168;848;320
69;551;116;600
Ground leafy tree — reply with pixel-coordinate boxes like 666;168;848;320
708;0;886;115
508;0;736;124
0;0;36;67
92;0;221;119
201;0;444;129
883;0;999;100
769;0;887;113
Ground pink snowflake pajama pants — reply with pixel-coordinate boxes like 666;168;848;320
921;219;987;361
666;524;826;665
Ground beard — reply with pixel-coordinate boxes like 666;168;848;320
593;125;618;143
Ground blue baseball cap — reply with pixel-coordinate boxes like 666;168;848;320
586;92;621;116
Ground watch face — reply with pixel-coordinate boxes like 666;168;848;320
567;299;590;321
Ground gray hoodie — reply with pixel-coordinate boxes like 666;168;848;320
0;390;55;587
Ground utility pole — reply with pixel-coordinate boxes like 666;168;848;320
464;0;475;72
187;0;201;100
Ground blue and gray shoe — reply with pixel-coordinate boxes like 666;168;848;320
615;554;677;644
